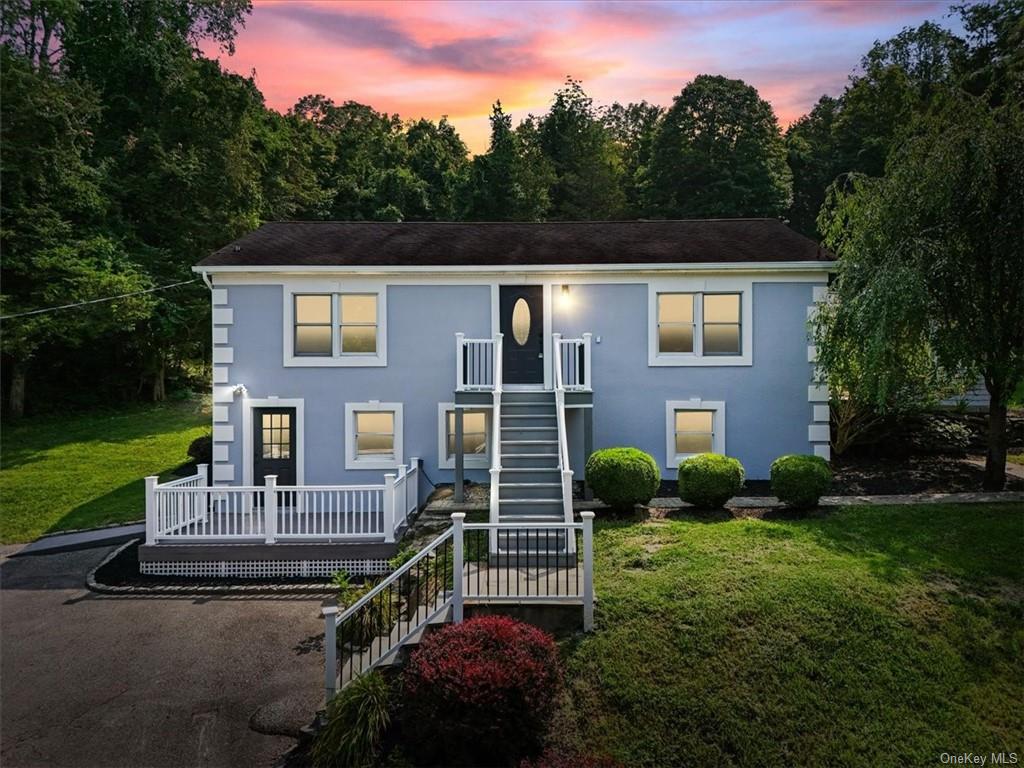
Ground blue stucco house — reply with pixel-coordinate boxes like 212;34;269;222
140;219;834;576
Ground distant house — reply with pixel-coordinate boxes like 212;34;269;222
140;220;834;576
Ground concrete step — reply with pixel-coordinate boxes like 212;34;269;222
499;499;564;515
500;415;556;427
499;468;562;483
501;439;559;455
499;482;562;500
500;426;558;441
502;454;561;469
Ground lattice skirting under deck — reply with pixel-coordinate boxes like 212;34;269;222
139;558;390;578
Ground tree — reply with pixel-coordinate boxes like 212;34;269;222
602;100;664;217
535;78;625;220
0;48;152;416
646;74;791;218
817;93;1024;488
404;117;469;220
462;102;553;221
785;96;840;237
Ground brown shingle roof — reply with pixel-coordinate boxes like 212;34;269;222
197;220;833;268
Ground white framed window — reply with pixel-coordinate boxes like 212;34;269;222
284;283;387;367
648;281;752;366
345;402;403;469
437;403;490;469
665;399;726;468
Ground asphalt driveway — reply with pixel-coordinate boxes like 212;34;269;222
1;545;326;768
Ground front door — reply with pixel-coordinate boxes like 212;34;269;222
253;407;297;486
500;285;544;384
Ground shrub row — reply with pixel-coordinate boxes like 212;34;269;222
586;447;833;510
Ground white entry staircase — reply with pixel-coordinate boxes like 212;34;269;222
496;391;566;523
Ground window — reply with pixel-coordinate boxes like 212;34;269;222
702;294;741;355
294;295;332;356
261;412;292;458
657;293;695;353
340;294;377;354
355;411;394;459
649;284;751;366
285;284;387;367
345;402;403;469
666;400;726;468
438;404;490;469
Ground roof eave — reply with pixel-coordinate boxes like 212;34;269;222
192;260;835;275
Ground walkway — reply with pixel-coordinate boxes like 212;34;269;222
1;545;325;768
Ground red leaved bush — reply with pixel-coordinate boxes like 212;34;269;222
402;616;563;765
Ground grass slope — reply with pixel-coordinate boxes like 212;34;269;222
0;398;209;543
556;504;1023;767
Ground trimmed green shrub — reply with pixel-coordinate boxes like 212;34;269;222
677;454;744;508
770;454;832;509
187;433;212;467
585;447;660;512
313;670;392;767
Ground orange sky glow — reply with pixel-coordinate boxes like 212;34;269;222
203;0;955;154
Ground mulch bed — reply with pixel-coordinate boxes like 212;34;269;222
830;453;1024;495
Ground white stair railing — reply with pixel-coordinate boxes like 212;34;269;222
455;333;498;391
489;333;503;552
552;334;575;533
555;333;593;391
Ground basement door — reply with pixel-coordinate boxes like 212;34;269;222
253;407;296;486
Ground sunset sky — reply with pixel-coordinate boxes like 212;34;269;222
204;0;960;154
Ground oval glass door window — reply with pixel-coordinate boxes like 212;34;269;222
511;298;531;346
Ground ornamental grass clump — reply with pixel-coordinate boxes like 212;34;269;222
585;447;660;513
770;454;832;509
678;453;744;508
402;615;563;765
312;670;393;768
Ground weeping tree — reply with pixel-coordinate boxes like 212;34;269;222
816;91;1023;488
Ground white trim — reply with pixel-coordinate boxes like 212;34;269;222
242;397;305;486
212;405;229;423
808;384;829;402
812;285;828;303
213;386;234;404
807;344;817;363
212;347;233;364
282;282;388;367
212;307;233;325
437;403;490;470
195;260;836;276
212;326;229;345
213;424;234;443
345;401;404;470
212;366;229;384
808;424;830;443
212;464;235;482
665;399;726;469
211;288;228;305
813;404;830;423
212;444;229;462
648;280;753;367
813;444;831;461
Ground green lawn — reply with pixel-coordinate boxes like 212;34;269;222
555;504;1024;767
0;398;209;543
1009;453;1024;466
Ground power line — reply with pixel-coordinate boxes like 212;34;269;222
0;278;199;320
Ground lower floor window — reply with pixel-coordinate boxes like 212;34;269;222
666;400;726;467
438;404;490;469
345;402;404;469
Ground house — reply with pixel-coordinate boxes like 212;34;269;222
140;219;834;577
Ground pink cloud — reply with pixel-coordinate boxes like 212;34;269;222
206;0;957;153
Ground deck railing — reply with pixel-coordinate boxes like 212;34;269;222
145;459;421;545
322;512;595;699
455;333;501;391
554;333;592;391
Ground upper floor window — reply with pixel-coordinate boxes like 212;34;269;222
285;284;387;367
340;294;378;354
650;284;750;366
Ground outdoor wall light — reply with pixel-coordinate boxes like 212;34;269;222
559;284;573;309
232;384;247;397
